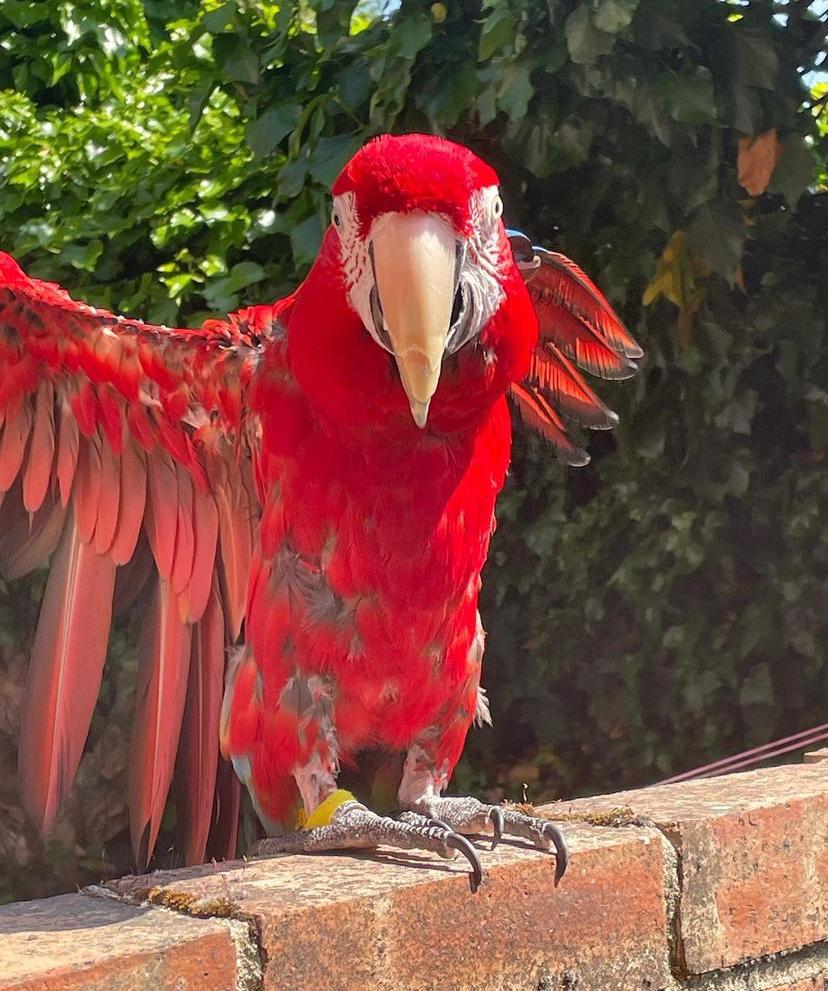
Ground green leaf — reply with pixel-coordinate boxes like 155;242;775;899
201;260;265;310
290;213;323;268
308;135;362;186
246;105;298;159
632;0;688;50
733;23;778;90
769;135;814;206
654;66;715;125
686;203;744;281
478;7;516;62
565;6;615;64
213;33;259;84
592;0;639;35
422;62;478;126
278;158;309;200
726;83;763;134
222;261;265;292
203;3;236;33
393;13;432;58
714;389;758;435
497;60;534;120
337;63;373;110
61;239;103;272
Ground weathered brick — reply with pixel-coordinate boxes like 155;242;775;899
563;763;828;974
0;892;239;991
110;821;673;991
766;977;825;991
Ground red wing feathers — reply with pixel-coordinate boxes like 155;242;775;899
129;577;192;871
17;516;116;832
0;251;277;864
510;383;589;468
511;239;643;464
175;584;226;865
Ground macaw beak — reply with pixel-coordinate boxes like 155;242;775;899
370;211;457;428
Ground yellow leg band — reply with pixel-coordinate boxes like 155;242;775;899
299;789;357;830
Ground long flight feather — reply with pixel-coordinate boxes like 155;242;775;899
175;585;225;865
205;756;241;862
0;490;67;580
129;575;192;871
110;440;147;565
535;249;644;359
17;515;116;832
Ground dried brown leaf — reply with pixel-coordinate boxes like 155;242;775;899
738;129;782;196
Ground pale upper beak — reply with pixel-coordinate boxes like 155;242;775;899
369;211;457;428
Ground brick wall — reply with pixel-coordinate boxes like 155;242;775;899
1;757;825;991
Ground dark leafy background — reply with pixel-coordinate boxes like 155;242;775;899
0;0;825;902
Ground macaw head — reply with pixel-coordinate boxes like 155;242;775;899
314;133;533;432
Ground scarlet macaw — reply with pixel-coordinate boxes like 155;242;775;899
0;134;641;886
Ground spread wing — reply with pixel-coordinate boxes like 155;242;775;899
508;231;644;466
0;251;288;869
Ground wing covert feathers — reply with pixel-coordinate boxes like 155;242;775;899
510;237;643;463
0;251;273;865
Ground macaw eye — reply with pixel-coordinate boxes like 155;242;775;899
332;210;342;228
493;196;503;219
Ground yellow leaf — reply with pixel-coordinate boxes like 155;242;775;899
738;129;782;196
642;269;672;306
662;231;685;263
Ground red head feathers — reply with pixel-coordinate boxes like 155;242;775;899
332;133;499;235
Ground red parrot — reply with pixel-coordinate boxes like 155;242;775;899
0;134;641;885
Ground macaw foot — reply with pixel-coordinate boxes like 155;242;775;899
402;796;568;884
252;790;484;890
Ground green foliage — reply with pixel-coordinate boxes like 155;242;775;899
0;0;826;899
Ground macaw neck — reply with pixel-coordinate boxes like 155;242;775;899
286;228;522;462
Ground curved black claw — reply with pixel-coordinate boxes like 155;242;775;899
446;832;483;892
543;821;568;885
489;806;504;851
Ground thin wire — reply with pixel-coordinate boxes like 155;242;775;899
659;722;828;785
